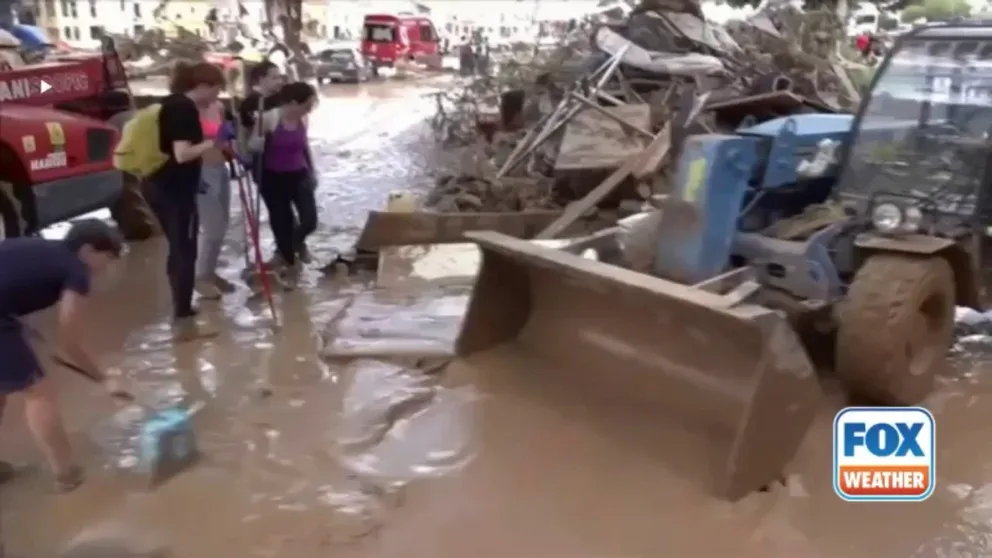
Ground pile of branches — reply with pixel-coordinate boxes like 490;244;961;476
724;5;861;109
421;0;870;215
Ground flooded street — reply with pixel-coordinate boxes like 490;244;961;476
6;79;992;557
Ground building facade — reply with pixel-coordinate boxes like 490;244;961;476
36;0;178;47
28;0;601;49
322;0;600;43
425;0;599;43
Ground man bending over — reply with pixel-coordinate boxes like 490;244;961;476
0;219;124;492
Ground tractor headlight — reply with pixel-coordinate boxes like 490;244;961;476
871;203;903;233
903;206;923;232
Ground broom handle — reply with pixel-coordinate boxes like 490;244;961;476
16;318;135;402
236;169;279;325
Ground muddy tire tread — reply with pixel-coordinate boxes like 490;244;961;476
835;254;955;405
0;185;23;239
110;176;160;241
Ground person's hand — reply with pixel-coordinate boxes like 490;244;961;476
219;121;237;142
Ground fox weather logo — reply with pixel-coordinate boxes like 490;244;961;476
833;406;935;502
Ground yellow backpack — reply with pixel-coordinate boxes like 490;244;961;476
113;104;168;178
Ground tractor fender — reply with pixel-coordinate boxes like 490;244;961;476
853;232;980;309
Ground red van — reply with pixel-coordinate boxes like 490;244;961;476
361;13;439;70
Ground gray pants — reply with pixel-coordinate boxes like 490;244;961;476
196;163;231;279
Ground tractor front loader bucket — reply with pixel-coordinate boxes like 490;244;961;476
455;231;823;501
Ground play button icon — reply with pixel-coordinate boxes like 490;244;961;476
39;79;51;93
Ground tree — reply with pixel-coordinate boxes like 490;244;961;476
879;14;899;29
920;0;970;20
900;4;926;21
263;0;306;79
719;0;922;11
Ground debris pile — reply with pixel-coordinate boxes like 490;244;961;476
425;174;559;212
113;28;212;79
424;0;869;235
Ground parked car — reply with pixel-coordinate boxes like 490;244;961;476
312;44;372;84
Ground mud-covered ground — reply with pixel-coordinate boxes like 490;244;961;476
5;79;992;557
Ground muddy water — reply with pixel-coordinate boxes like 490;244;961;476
5;80;992;556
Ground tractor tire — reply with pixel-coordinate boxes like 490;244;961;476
0;182;25;240
109;174;160;241
105;111;160;241
835;254;956;405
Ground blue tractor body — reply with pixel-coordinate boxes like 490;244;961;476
652;113;928;305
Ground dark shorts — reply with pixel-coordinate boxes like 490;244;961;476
0;324;42;394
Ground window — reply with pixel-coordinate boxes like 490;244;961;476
73;26;80;40
89;0;96;17
419;24;434;42
321;48;354;62
69;1;77;18
119;0;124;11
133;24;144;35
43;0;55;17
364;23;394;42
59;0;67;16
133;2;140;17
89;25;103;39
62;25;70;38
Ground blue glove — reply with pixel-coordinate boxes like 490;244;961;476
218;121;237;142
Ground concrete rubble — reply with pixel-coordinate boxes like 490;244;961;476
424;0;867;236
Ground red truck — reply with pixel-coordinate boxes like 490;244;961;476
0;39;146;239
361;13;440;71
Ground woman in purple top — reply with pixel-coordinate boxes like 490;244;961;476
256;81;317;288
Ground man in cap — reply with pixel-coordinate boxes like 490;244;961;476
0;219;126;492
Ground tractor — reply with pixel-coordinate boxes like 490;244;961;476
446;22;992;500
0;35;157;240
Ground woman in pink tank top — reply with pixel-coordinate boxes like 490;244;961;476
194;100;236;299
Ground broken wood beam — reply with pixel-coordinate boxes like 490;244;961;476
567;92;654;139
632;122;673;181
535;152;643;240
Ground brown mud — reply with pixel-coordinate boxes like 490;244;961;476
4;80;992;557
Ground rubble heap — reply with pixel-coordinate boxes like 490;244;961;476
114;28;213;79
425;0;869;232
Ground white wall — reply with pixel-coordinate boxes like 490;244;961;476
45;0;171;47
425;0;599;42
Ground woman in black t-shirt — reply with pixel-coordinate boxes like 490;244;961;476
148;60;226;343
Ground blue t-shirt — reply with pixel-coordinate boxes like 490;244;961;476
0;238;90;320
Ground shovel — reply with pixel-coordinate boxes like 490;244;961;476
21;323;206;488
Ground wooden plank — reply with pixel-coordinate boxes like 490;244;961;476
568;92;654;139
535;153;643;240
632;122;672;181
